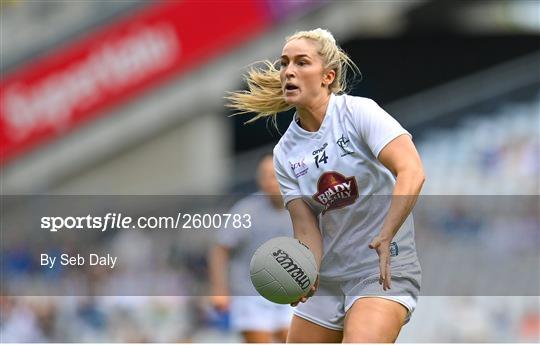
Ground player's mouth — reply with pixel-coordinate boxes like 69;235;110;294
284;83;300;95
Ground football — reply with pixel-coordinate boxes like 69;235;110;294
249;237;318;304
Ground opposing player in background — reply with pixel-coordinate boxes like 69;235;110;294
208;154;293;343
227;28;425;342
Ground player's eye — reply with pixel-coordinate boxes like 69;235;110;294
279;60;288;68
297;60;307;66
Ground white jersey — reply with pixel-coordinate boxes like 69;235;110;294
273;93;420;281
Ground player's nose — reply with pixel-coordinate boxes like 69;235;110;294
284;64;295;78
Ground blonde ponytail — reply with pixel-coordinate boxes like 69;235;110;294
226;28;359;123
225;60;292;123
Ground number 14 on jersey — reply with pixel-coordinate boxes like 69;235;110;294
313;150;328;168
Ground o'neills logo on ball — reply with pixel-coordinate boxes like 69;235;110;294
313;171;358;213
272;249;311;290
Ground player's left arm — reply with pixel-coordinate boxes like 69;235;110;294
369;133;425;290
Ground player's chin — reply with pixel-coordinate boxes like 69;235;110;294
283;93;301;106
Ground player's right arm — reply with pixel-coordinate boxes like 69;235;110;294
287;199;323;266
208;244;231;311
273;148;322;304
286;198;322;306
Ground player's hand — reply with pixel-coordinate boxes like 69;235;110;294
210;295;230;312
291;275;319;307
369;235;392;291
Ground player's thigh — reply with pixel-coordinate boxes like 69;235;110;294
287;314;342;343
242;331;273;343
273;328;288;343
342;297;407;343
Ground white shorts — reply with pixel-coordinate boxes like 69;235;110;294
230;296;293;332
294;264;421;331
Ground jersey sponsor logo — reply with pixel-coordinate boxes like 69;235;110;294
313;171;359;213
272;249;311;289
312;143;329;168
336;134;354;156
312;142;328;156
290;158;308;178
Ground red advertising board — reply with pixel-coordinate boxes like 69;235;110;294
0;1;271;164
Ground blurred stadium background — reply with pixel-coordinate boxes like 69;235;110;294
1;0;539;342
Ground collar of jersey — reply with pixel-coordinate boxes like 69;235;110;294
291;93;336;139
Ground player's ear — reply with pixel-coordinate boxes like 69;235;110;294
322;69;336;88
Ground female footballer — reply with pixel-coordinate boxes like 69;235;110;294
227;28;425;343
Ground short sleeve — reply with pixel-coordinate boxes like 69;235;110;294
354;98;411;158
273;147;302;207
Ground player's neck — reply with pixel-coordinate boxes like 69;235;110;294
296;93;331;132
